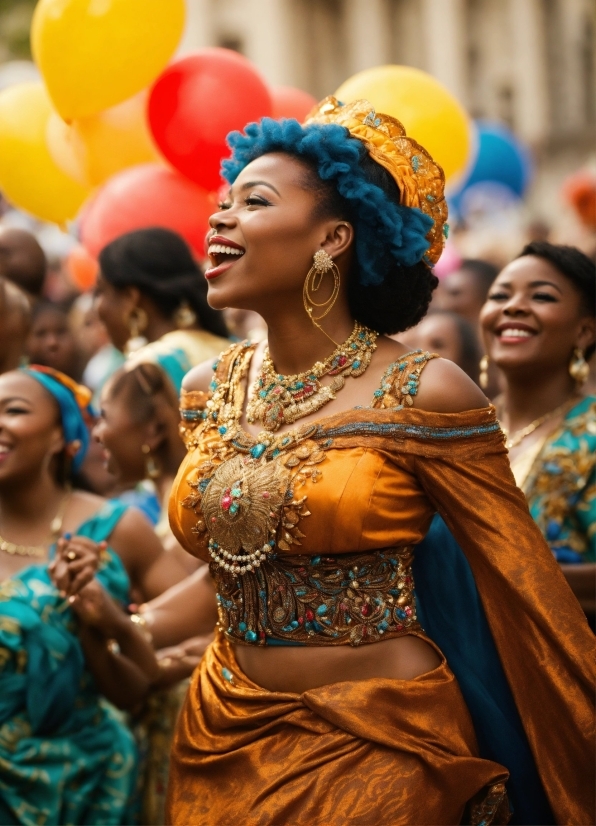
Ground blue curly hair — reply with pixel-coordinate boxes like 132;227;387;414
222;118;434;287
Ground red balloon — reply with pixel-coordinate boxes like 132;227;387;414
66;244;98;291
80;164;215;259
270;86;317;122
148;48;272;192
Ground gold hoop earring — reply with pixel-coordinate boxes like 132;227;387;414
479;355;490;390
569;347;589;385
174;301;197;329
303;250;340;346
141;444;160;480
124;308;148;356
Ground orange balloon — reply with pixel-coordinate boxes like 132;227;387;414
270;86;317;122
66;244;99;291
47;91;161;187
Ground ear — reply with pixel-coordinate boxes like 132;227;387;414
319;220;354;261
48;426;66;459
141;417;167;453
121;285;141;313
576;315;596;353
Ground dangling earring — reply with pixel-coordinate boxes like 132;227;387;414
141;444;160;480
303;250;341;346
569;347;589;385
174;301;197;329
124;308;148;356
479;355;490;390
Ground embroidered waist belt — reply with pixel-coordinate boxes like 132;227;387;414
213;546;420;646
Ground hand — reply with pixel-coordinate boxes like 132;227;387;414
69;579;126;635
154;633;213;687
50;536;107;598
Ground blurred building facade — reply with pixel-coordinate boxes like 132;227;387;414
180;0;596;222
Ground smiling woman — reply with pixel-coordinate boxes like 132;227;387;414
480;241;596;620
162;103;595;826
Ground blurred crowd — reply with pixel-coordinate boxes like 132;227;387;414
0;198;594;824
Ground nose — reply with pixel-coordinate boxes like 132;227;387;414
208;205;237;231
502;293;531;316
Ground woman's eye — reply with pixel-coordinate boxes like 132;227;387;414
6;407;28;415
217;201;231;210
533;292;557;302
245;195;270;207
488;291;509;301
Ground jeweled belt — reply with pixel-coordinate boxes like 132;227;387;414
213;547;420;647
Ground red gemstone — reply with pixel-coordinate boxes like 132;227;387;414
298;617;304;625
361;604;371;617
340;603;349;611
262;492;270;499
338;355;347;366
305;609;314;621
221;494;232;511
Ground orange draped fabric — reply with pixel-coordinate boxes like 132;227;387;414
168;345;595;824
167;633;509;826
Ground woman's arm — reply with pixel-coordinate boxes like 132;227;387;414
108;507;189;601
139;564;219;649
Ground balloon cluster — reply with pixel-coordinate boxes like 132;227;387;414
0;0;480;274
0;0;317;261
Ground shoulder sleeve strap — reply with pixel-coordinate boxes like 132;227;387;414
374;350;437;409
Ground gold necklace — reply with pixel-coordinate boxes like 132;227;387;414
501;399;575;449
0;488;71;558
246;322;379;432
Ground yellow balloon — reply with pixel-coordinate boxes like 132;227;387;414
0;83;89;224
31;0;185;121
47;91;161;187
335;65;472;183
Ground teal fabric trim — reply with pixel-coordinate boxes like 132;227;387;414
0;501;136;825
315;419;502;441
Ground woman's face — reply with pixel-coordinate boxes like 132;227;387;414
95;275;135;352
401;314;462;366
93;381;148;485
479;256;595;374
0;372;64;487
26;306;78;378
205;153;348;313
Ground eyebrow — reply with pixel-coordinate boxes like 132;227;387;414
0;396;31;404
493;279;563;294
240;180;281;196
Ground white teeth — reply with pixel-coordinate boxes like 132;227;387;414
207;244;244;256
500;329;533;338
0;446;9;454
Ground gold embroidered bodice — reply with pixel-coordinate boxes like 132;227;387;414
168;342;501;646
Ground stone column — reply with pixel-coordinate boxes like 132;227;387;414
177;0;215;54
344;0;391;76
507;0;550;145
420;0;468;105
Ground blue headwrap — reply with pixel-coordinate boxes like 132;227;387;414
222;118;435;286
21;366;91;472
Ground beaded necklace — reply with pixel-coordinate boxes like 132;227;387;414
246;322;378;432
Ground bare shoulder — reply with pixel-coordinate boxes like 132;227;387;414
109;506;163;564
415;358;490;413
182;358;216;393
68;490;107;527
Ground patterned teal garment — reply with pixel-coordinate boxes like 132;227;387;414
0;501;138;826
522;396;596;563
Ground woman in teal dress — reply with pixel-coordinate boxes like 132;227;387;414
480;241;595;618
0;366;188;824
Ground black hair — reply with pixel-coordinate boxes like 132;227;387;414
301;153;438;335
517;241;595;358
429;310;482;384
98;228;229;339
458;259;500;301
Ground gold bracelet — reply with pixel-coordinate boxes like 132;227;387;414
130;612;153;645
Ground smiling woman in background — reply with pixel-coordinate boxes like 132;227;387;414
480;241;596;621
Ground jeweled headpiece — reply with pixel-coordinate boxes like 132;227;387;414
305;97;447;266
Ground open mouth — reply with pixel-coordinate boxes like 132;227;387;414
0;444;12;461
205;236;245;278
495;324;537;343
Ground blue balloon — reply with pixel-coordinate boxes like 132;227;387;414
450;121;533;219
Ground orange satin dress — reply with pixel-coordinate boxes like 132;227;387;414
167;344;595;826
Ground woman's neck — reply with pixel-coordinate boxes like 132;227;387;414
144;313;176;344
499;368;579;432
262;303;355;376
0;471;64;526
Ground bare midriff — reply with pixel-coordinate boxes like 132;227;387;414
233;633;442;694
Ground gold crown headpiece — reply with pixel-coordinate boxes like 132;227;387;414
305;96;448;266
